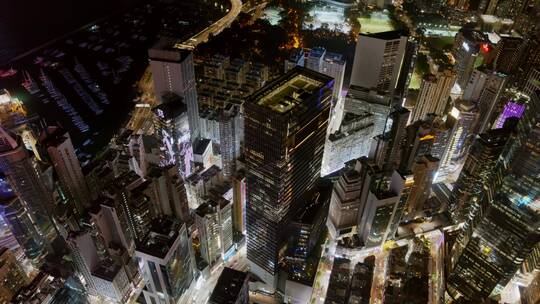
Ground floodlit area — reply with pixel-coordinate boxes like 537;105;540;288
358;10;395;34
304;4;351;33
262;7;283;26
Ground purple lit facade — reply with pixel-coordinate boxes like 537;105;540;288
494;101;526;129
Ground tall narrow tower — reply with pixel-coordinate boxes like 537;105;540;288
244;67;333;287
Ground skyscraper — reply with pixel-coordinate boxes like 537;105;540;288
0;247;29;303
0;195;47;263
40;126;90;212
357;170;405;247
453;29;490;89
404;155;439;219
218;104;241;178
209;267;249;304
449;127;513;224
244;67;332;287
195;198;233;266
350;31;408;95
135;218;195;304
149;39;200;140
476;71;507;133
327;158;374;239
447;93;540;302
0;126;55;241
409;70;456;124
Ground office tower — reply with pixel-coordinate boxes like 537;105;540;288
91;261;132;303
195;198;233;266
136;218;195;304
146;165;191;223
451;99;479;160
404;155;439;219
219;104;241;178
409;70;456;124
40;126;90;212
381;106;410;171
447;96;540;300
67;231;100;294
450;127;514;223
98;198;136;254
149;39;200;140
322;111;374;175
0;195;47;262
435;114;460;178
399;119;437;172
491;36;523;75
107;172;153;244
476;71;507;133
0;247;28;303
462;68;490;102
0;126;55;240
152;98;190;171
244;67;332;287
452;28;489;89
328;159;366;239
357;170;405;247
453;29;490;89
232;171;246;234
287;184;330;261
284;48;305;73
209;267;249;304
350;31;408;95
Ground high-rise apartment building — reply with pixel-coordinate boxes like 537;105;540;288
350;31;408;95
40;126;90;212
149;39;200;140
409;70;456;124
244;67;332;287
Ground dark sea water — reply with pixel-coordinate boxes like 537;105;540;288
0;0;137;65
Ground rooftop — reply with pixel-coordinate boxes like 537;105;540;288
92;261;122;281
148;37;192;62
209;267;248;304
136;217;182;258
359;30;408;40
248;67;332;113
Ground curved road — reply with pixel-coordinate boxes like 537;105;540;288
181;0;243;48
